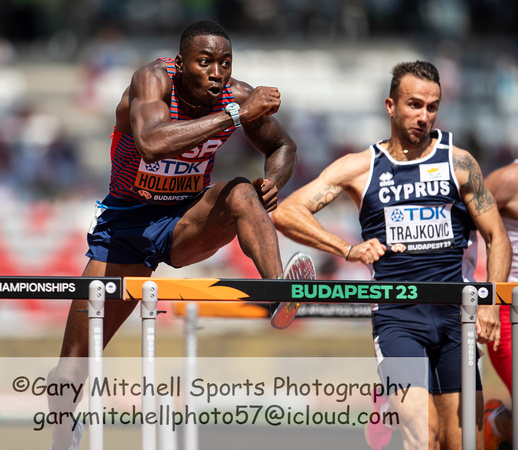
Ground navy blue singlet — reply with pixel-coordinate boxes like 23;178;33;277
360;129;477;288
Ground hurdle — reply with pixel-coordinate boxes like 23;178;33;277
124;277;494;450
0;276;513;449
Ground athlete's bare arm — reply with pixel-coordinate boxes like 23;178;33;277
453;147;511;284
231;78;297;211
123;61;233;162
453;146;512;347
485;163;518;219
115;60;287;164
272;150;386;264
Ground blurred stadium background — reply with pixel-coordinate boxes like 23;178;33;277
0;0;515;408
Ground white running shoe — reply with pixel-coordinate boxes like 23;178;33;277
271;252;316;329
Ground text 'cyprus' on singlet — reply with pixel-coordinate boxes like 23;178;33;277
108;57;237;205
359;129;477;282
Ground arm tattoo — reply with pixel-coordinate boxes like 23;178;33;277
454;153;495;216
307;185;343;213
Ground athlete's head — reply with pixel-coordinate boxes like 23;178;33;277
385;60;441;147
389;61;441;100
179;20;231;55
175;20;233;108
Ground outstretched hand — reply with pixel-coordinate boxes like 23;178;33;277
252;178;279;212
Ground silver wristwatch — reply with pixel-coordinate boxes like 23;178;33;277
225;102;241;128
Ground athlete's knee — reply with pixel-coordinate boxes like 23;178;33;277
429;421;441;447
224;177;261;210
226;177;254;195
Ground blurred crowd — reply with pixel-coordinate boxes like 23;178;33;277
0;0;517;201
2;0;518;44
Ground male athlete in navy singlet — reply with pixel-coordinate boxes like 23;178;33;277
48;20;297;450
273;61;511;449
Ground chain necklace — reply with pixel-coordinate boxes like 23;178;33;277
388;137;431;157
176;90;202;109
400;148;419;154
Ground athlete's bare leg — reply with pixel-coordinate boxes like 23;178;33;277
388;388;484;449
171;177;283;278
434;391;484;450
48;260;152;450
386;387;437;449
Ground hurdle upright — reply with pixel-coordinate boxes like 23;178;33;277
140;280;159;450
88;280;106;450
460;285;478;450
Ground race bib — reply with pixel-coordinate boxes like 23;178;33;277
384;204;455;254
133;139;224;204
134;159;209;203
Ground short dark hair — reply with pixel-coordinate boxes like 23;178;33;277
179;20;231;54
389;61;441;98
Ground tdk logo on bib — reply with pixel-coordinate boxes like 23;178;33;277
143;160;204;175
390;209;405;222
162;160;204;175
399;205;449;221
145;162;161;172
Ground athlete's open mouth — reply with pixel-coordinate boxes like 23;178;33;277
208;86;221;96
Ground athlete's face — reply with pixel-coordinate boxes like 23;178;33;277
175;35;232;107
386;74;441;147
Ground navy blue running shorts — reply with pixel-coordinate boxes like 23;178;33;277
86;194;196;270
372;303;482;394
